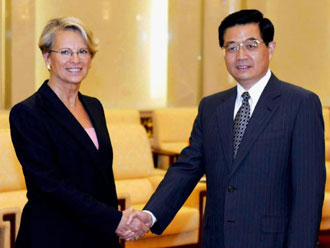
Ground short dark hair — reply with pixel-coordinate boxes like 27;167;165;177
218;9;274;47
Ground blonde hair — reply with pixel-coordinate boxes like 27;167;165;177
38;17;98;58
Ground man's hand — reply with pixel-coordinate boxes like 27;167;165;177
127;210;153;228
115;208;152;241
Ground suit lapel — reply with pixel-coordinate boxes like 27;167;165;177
38;81;99;161
230;74;282;176
80;94;108;153
216;88;236;171
80;95;113;181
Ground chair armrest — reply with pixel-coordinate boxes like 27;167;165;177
148;175;165;190
0;219;10;248
153;168;167;177
183;182;207;209
147;175;207;209
152;148;179;167
117;192;131;210
198;190;207;246
0;207;21;248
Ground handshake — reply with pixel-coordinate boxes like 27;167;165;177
115;208;153;241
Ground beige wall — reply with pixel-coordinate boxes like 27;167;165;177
11;0;36;107
36;0;160;109
202;0;242;97
1;0;330;110
167;0;202;107
245;0;330;106
202;0;330;107
0;0;4;108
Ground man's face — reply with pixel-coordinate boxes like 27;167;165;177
223;23;275;89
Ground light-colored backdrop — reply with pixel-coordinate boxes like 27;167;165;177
1;0;329;109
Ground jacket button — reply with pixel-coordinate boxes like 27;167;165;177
228;186;234;192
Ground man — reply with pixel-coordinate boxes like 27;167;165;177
131;9;325;247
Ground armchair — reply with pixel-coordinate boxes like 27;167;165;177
0;111;9;129
0;129;27;248
151;108;197;169
104;109;141;125
108;124;206;248
319;107;330;246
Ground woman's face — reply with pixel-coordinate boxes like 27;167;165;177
44;30;92;87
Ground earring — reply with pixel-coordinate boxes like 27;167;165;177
47;64;51;71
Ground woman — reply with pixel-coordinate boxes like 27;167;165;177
9;17;145;248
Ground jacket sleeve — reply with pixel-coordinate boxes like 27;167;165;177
287;92;325;247
9;103;122;235
145;99;206;234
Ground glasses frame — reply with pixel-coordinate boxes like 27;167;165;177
49;48;91;59
223;39;265;54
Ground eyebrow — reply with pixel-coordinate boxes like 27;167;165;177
224;37;259;45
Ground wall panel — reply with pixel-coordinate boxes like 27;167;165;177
246;0;330;106
202;0;242;97
0;0;4;108
167;0;202;107
3;0;330;108
35;0;164;109
9;0;35;107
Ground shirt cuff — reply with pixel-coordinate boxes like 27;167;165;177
142;210;157;226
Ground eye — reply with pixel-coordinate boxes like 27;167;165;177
226;44;239;52
79;49;89;55
60;49;71;55
247;44;257;49
245;41;259;50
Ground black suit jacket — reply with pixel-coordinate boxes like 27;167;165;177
10;81;121;248
145;73;325;248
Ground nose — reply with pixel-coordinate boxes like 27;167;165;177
237;45;248;59
69;52;80;62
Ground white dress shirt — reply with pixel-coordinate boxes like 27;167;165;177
234;69;271;119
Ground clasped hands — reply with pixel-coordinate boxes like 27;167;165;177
115;208;152;241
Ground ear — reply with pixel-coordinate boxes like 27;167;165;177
268;41;276;60
43;52;51;67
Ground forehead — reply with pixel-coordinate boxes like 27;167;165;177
223;23;262;43
53;30;86;48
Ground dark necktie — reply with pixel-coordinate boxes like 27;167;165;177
233;91;250;159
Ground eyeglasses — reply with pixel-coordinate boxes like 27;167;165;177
50;48;90;59
223;39;264;54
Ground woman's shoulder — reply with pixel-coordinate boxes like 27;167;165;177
10;92;40;117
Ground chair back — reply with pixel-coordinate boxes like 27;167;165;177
152;107;197;153
0;129;26;192
108;124;155;204
0;111;10;129
104;109;140;126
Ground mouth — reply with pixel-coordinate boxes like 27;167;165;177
66;67;83;73
236;65;251;70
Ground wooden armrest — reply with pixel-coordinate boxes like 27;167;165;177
198;190;207;246
0;219;10;248
117;192;131;211
152;148;179;167
0;208;21;248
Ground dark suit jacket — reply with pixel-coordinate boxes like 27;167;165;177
145;73;325;248
10;81;121;248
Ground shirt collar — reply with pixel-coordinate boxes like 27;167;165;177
236;69;271;108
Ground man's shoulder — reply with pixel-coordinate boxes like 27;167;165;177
271;74;317;99
267;75;322;113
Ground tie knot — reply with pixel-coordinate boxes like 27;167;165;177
242;92;250;102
